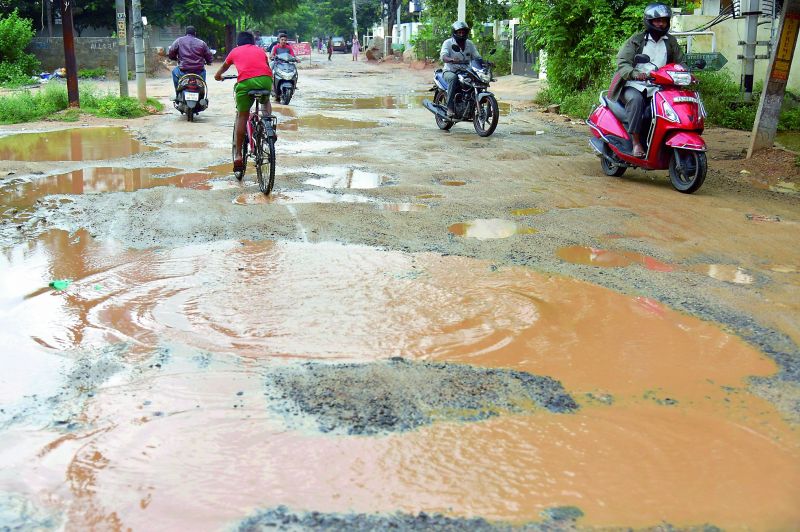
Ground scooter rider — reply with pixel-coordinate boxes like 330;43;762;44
271;33;296;59
168;26;214;99
610;3;684;158
440;21;481;118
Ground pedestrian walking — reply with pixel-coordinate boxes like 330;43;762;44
327;37;333;61
351;35;360;61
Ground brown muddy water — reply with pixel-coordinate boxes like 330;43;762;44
557;246;674;272
1;231;798;529
0;127;154;161
282;115;381;130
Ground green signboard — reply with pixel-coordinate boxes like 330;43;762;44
685;52;728;72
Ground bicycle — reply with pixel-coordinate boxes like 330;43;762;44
222;74;278;195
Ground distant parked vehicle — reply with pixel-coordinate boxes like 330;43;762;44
331;36;349;53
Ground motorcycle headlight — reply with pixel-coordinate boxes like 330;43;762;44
661;100;680;123
477;70;491;83
668;71;693;86
458;73;472;86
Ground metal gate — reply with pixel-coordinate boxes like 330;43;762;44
512;29;538;77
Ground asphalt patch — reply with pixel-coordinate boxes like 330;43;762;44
267;357;578;435
236;505;581;531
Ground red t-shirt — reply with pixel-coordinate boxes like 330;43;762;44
224;44;272;82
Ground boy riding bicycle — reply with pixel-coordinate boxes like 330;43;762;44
214;31;274;173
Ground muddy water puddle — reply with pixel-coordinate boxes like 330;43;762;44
0;167;181;212
0;127;154;161
557;246;761;283
557;245;674;271
282;115;381;130
449;218;536;239
378;203;429;212
1;232;798;529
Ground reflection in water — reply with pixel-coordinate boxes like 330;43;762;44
303;166;388;189
0;127;153;161
689;264;755;284
1;234;797;530
449;219;536;240
0;167;181;212
233;190;374;205
316;94;427;109
510;208;545;216
557;246;674;272
378;203;429;212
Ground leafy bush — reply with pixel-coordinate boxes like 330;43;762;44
0;9;40;85
0;84;70;123
78;68;107;79
512;0;649;99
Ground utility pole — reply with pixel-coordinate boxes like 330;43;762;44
131;0;147;102
61;0;79;107
46;0;53;37
352;0;358;39
748;0;800;157
458;0;466;22
741;0;760;100
115;0;129;97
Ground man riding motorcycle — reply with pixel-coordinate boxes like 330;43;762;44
609;3;684;158
439;21;481;118
168;26;214;99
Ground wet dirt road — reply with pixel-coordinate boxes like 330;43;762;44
1;52;799;530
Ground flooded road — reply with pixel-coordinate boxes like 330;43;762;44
1;53;799;530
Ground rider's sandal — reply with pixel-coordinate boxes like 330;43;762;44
233;160;244;173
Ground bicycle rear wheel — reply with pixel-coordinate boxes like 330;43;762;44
255;123;276;195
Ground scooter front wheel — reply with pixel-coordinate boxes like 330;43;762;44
669;149;707;193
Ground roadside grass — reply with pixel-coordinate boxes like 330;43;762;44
535;69;800;131
78;67;107;79
0;84;163;124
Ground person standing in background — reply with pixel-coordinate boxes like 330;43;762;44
327;37;333;61
351;35;360;61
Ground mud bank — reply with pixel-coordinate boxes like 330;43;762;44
268;358;578;434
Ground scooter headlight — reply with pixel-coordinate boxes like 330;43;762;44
668;71;693;86
661;100;680;123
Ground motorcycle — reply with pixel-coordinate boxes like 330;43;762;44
174;72;208;122
587;54;708;193
272;51;299;105
423;45;499;137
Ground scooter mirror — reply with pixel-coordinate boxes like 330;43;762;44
634;54;650;64
451;44;461;53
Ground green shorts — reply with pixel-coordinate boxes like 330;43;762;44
234;75;273;113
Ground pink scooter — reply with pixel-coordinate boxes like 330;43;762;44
587;54;708;193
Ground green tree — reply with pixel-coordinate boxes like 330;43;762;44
511;0;648;98
0;9;40;84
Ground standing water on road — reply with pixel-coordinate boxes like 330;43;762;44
0;127;154;161
0;232;797;530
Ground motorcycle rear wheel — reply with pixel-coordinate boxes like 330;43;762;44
433;91;453;131
473;94;499;137
669;149;707;193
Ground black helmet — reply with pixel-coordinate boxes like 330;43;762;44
451;21;470;39
643;3;672;39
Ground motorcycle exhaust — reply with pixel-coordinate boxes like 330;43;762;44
422;99;448;119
